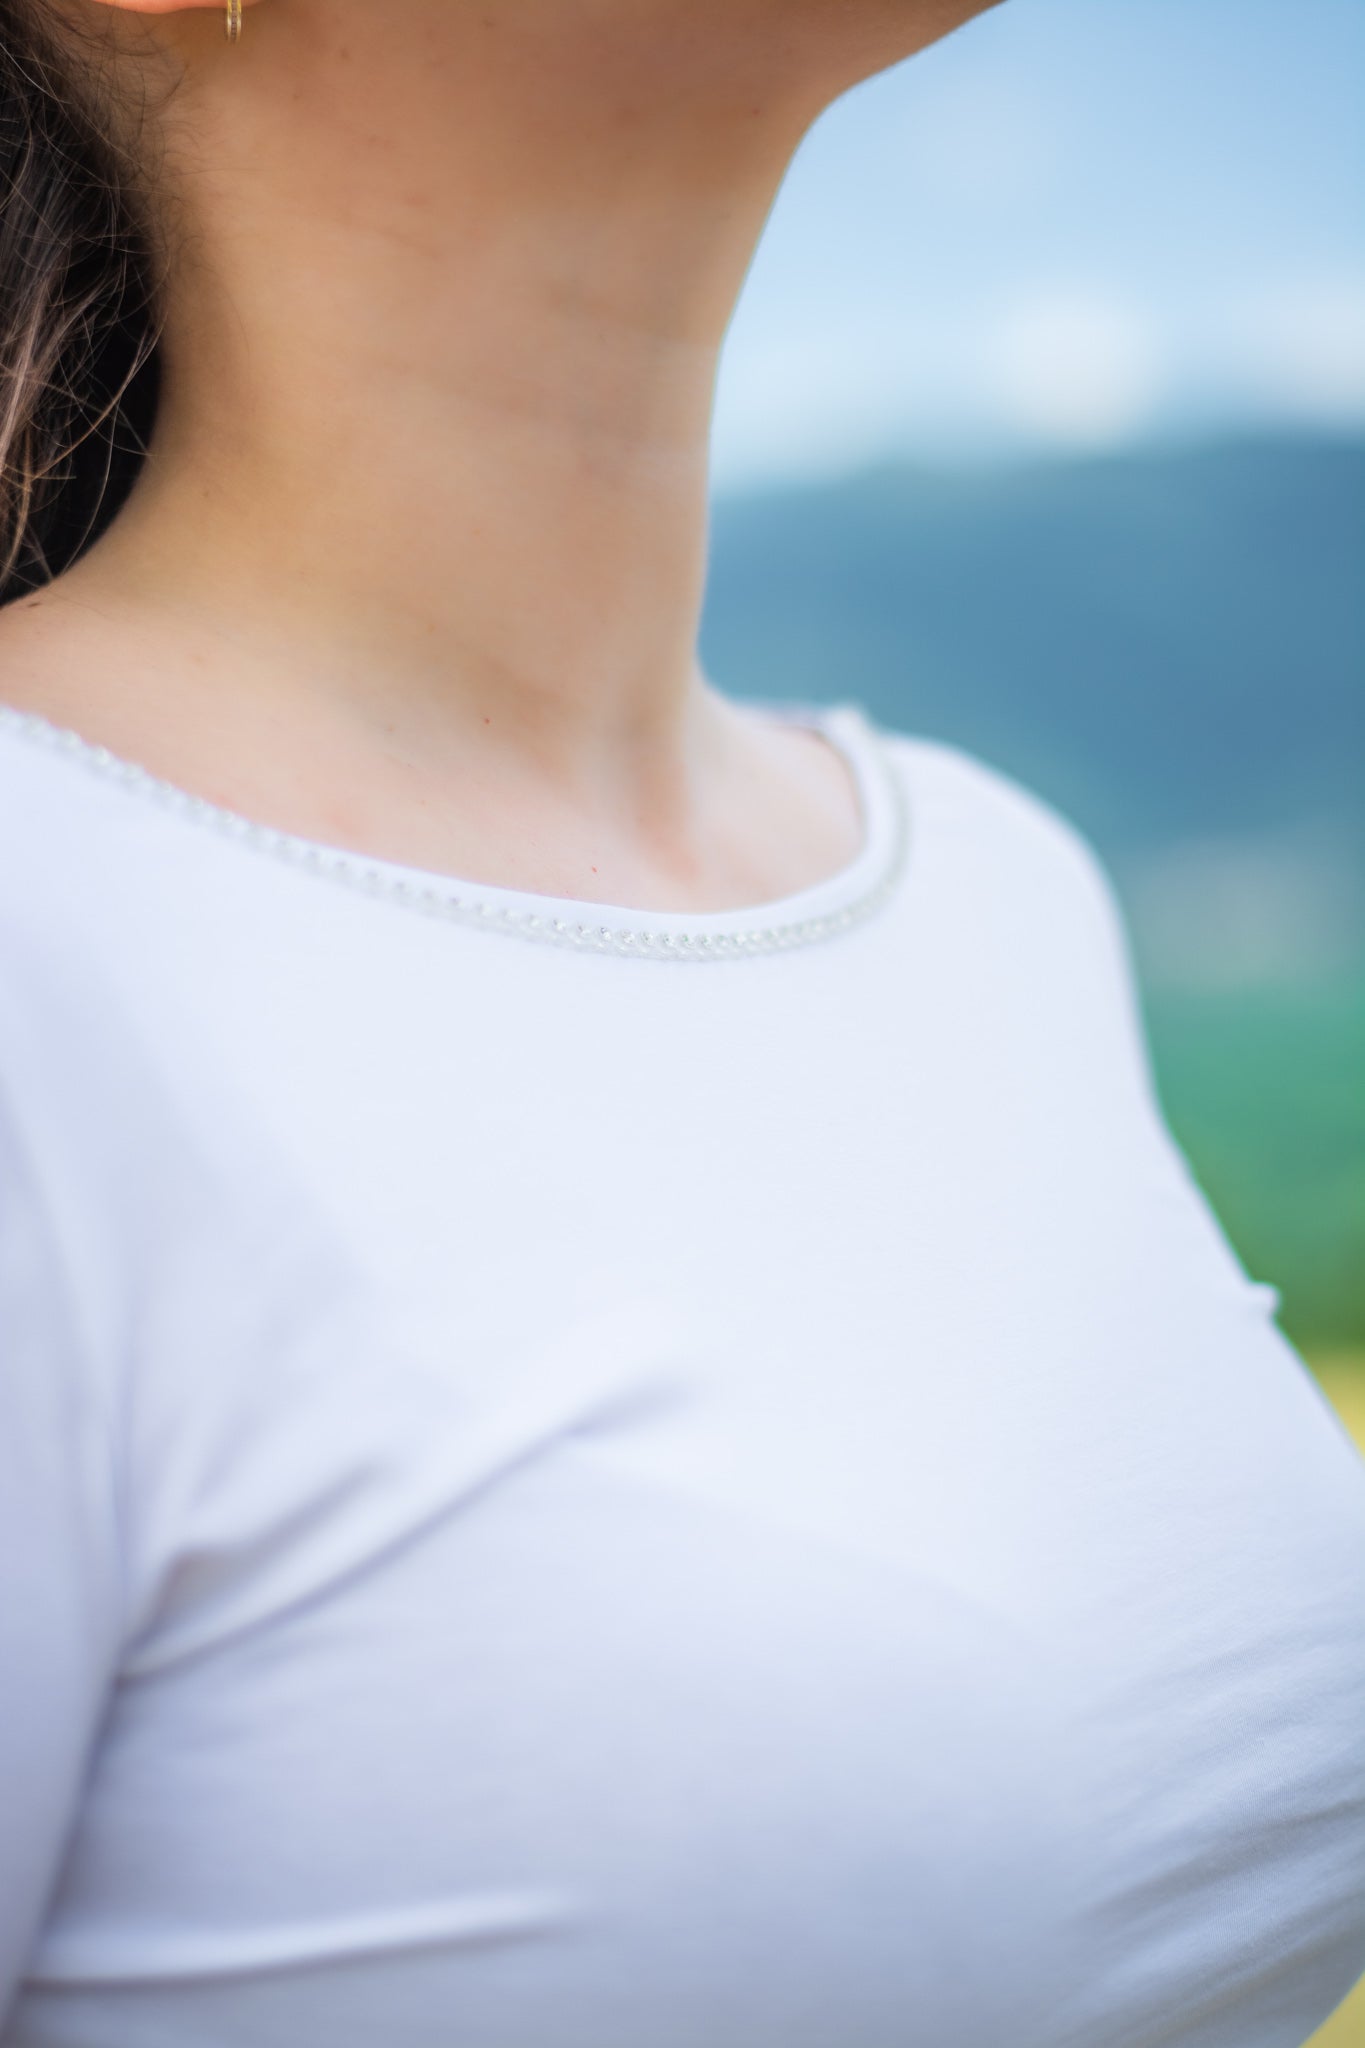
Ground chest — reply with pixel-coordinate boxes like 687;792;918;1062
18;915;1365;2048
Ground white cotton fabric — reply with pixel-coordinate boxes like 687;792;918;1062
0;695;1362;2048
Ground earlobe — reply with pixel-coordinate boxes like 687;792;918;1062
86;0;263;15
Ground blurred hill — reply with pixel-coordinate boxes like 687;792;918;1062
702;431;1365;1348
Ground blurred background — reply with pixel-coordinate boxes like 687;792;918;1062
702;15;1364;2020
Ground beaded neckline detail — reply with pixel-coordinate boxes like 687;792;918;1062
0;698;910;962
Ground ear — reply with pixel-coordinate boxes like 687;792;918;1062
85;0;265;14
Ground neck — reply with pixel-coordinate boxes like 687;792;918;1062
79;2;864;771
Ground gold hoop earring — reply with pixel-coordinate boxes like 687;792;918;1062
225;0;243;42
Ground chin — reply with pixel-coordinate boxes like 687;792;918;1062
772;0;1007;103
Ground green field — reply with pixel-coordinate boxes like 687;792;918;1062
1146;972;1365;1355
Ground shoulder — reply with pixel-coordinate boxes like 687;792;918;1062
0;709;150;1044
878;722;1093;853
0;701;122;894
873;720;1130;942
868;714;1165;1108
0;585;201;925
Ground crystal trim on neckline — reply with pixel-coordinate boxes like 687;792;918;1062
0;698;910;962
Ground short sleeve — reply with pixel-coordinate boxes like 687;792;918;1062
912;731;1287;1325
0;1084;124;2016
1047;797;1285;1323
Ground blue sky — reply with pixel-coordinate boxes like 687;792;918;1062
712;0;1365;488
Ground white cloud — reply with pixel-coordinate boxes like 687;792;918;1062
712;270;1365;491
1246;280;1365;420
984;295;1165;447
712;294;1172;489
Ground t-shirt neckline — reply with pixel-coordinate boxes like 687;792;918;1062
0;695;909;961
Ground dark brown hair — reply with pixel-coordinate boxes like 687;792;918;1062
0;1;162;602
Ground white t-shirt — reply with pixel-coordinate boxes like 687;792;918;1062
0;695;1361;2048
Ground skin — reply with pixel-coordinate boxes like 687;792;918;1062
0;0;1003;911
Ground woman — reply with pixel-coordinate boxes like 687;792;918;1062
0;1;1362;2042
